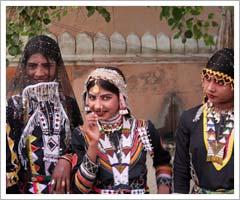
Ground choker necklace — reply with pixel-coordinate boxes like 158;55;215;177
99;113;122;133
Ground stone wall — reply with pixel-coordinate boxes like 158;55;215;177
7;30;216;132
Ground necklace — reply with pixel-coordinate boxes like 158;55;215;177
203;101;234;169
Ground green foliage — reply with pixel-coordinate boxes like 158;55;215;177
86;6;111;22
6;6;111;66
6;6;67;65
160;6;219;46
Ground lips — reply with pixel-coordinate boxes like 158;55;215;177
95;112;105;117
34;79;47;82
207;93;216;99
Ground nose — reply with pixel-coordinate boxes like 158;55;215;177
35;65;46;77
207;81;216;93
94;99;102;111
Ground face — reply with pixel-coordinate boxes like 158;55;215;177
26;53;57;84
203;73;234;107
87;84;119;121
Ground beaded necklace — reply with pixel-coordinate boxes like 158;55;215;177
99;113;123;134
203;101;234;170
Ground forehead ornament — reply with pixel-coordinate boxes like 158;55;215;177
92;80;100;94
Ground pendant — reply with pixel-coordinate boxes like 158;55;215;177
93;84;100;94
206;142;225;164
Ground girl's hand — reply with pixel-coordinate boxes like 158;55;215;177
49;158;71;194
158;184;170;194
83;112;100;146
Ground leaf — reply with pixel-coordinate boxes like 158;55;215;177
197;20;202;27
172;7;183;21
174;30;182;39
86;6;95;17
8;45;21;56
193;24;202;39
212;21;219;27
191;6;203;16
160;6;170;20
186;17;193;29
168;18;174;26
208;13;214;19
96;7;111;22
184;30;193;38
63;9;68;16
204;21;210;28
43;18;51;25
182;37;187;43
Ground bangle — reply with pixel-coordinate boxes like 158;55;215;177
59;154;72;165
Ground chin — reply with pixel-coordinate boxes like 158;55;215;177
98;115;108;121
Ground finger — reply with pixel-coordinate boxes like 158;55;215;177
86;112;98;119
55;178;62;193
66;178;70;194
49;179;56;193
60;179;66;194
86;117;98;123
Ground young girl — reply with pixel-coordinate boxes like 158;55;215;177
71;67;172;194
173;48;234;194
6;35;83;194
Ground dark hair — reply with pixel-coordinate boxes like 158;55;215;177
206;48;234;78
86;67;126;96
21;35;63;68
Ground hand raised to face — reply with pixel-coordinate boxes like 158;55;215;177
83;112;100;146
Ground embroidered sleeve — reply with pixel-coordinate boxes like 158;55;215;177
6;123;20;189
6;98;22;190
74;154;98;193
71;127;99;193
155;165;172;189
147;120;172;189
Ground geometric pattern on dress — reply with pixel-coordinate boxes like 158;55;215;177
204;101;234;167
29;182;47;194
81;154;98;179
98;117;135;186
42;134;60;176
137;126;152;152
28;135;40;174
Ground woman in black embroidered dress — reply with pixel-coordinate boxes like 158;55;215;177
6;35;83;194
71;67;172;194
173;48;234;194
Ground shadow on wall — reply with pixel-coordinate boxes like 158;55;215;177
158;91;183;144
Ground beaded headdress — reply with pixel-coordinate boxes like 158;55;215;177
201;48;234;92
83;68;129;115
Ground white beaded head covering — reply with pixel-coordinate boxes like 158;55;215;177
83;67;129;115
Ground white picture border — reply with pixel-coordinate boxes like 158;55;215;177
1;1;239;199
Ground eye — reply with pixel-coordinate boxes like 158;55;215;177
42;63;56;69
88;94;96;101
217;80;225;86
102;95;111;101
27;63;38;69
42;63;51;68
